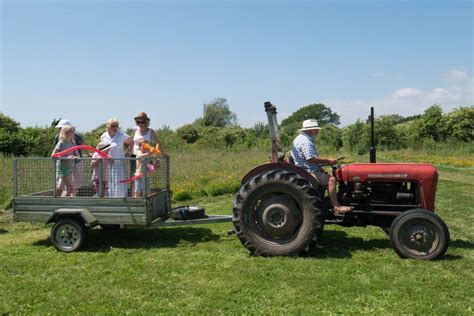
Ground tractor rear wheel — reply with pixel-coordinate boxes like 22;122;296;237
232;170;325;256
390;209;449;260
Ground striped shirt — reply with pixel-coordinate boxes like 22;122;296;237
291;132;320;172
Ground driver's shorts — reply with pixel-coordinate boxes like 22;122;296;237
311;171;331;187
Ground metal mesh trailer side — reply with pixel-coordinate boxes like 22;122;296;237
12;156;170;225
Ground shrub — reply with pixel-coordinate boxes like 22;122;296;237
177;124;200;144
318;125;343;152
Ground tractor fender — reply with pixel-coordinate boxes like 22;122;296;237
241;162;319;188
45;208;98;228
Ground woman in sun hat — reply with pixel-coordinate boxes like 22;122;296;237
130;112;163;176
132;112;162;156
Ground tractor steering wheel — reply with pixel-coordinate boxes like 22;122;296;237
332;156;346;170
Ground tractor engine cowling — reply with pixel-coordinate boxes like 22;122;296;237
334;163;438;211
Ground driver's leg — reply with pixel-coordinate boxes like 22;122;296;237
314;172;352;213
327;176;340;208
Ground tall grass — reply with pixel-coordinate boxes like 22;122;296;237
0;156;12;208
170;149;267;201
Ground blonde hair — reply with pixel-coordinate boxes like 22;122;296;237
59;125;75;142
106;118;119;129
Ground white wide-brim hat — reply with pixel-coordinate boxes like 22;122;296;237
300;119;322;131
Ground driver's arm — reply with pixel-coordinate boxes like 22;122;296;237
307;157;337;165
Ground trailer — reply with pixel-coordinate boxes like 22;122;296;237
12;155;232;252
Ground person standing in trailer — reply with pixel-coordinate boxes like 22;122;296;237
51;125;80;197
54;119;85;196
100;118;133;197
131;112;163;174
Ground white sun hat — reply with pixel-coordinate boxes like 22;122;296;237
300;119;322;131
55;119;73;128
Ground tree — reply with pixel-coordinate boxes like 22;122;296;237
441;106;474;142
198;98;237;128
0;113;20;133
318;125;343;152
342;120;369;154
419;105;443;141
281;103;340;136
375;115;403;150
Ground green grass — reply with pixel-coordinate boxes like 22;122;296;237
1;161;473;314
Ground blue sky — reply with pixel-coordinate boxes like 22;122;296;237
1;0;473;132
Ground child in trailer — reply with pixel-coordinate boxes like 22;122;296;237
51;125;80;197
91;142;112;197
133;137;158;198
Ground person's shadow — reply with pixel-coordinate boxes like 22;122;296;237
33;226;221;252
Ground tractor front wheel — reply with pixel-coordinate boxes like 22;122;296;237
233;170;325;256
390;209;449;260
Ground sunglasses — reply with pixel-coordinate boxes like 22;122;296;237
136;120;146;124
110;125;119;128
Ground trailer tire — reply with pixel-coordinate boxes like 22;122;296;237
233;170;325;257
390;209;449;260
51;217;87;252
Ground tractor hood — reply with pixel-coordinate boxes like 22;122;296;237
335;163;438;183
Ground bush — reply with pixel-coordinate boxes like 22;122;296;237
220;126;246;147
177;124;200;144
441;107;474;142
83;124;106;148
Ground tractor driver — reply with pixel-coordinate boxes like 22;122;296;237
291;119;353;214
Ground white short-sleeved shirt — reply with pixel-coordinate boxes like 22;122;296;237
100;131;130;159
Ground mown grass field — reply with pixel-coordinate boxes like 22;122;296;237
1;149;473;314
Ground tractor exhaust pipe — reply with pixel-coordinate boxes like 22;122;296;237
264;101;283;163
369;107;376;163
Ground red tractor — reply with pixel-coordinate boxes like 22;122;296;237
232;102;449;260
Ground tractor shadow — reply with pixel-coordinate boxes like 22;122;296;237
450;239;474;250
307;230;391;259
308;231;467;260
33;227;221;252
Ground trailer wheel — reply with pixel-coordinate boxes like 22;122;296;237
51;217;87;252
390;209;449;260
233;170;325;256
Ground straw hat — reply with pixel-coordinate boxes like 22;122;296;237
300;119;322;131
